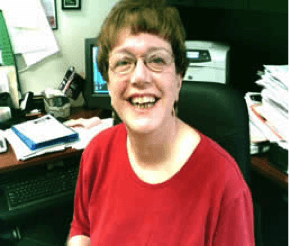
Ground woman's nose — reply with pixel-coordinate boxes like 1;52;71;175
130;59;152;86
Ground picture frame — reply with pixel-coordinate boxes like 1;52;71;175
41;0;58;30
62;0;81;10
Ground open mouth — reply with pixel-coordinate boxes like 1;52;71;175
128;96;160;109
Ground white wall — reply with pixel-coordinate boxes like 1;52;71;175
18;0;118;106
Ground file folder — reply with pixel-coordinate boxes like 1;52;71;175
0;10;15;66
11;115;79;150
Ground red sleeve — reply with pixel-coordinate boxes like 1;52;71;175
68;125;124;240
213;187;255;246
69;154;91;238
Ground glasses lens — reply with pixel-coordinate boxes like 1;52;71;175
146;51;173;72
109;50;174;74
109;54;134;74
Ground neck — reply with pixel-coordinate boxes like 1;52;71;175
127;116;180;168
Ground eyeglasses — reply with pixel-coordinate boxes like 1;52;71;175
109;49;174;75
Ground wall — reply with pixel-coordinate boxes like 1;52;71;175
18;0;118;106
18;0;288;103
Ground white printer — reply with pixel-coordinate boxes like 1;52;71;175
183;41;230;84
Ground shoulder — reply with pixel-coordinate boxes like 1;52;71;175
78;123;127;181
197;132;242;176
82;123;127;160
88;123;126;147
192;132;251;200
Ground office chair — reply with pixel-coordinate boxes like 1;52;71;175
178;81;266;245
178;80;251;184
114;80;251;182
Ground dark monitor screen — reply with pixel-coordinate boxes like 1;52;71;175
83;38;111;110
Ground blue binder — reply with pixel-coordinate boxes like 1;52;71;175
11;115;79;150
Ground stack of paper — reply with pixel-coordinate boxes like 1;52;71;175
0;0;60;71
4;114;79;160
4;127;70;160
245;65;288;154
3;116;113;161
245;92;270;154
70;118;114;150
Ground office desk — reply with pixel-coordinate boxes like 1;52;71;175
251;155;288;246
0;107;99;173
2;107;287;186
0;107;99;223
251;155;288;190
2;106;287;188
0;144;83;172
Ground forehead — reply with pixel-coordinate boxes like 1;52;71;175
111;29;172;55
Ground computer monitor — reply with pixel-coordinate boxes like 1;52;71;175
83;38;111;111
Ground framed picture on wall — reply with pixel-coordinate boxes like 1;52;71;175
41;0;58;29
62;0;81;10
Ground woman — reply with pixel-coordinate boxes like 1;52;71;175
68;0;255;245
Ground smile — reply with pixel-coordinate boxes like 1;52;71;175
128;96;160;109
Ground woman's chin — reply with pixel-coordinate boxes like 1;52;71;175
125;117;159;135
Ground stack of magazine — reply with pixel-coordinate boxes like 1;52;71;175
255;65;288;146
6;114;79;160
245;65;288;155
255;65;288;173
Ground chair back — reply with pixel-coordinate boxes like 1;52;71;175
178;81;251;183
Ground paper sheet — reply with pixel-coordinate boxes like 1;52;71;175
0;66;20;108
4;128;68;161
0;1;41;28
264;65;288;87
12;115;77;144
0;69;10;92
0;0;60;70
3;118;113;161
8;27;47;54
41;0;56;18
71;118;114;150
248;65;288;151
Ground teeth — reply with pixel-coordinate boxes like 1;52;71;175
134;103;155;109
131;96;156;104
129;96;157;109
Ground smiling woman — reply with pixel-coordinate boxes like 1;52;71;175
106;32;182;135
67;0;255;245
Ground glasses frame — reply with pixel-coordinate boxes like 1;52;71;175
109;50;175;75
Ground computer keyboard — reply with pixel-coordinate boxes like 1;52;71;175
3;163;79;211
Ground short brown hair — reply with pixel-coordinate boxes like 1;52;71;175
97;0;188;82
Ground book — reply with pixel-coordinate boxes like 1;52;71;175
11;114;79;150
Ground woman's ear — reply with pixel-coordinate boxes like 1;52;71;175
175;74;183;101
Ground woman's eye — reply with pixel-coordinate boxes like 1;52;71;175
153;57;165;64
148;55;166;64
116;59;130;67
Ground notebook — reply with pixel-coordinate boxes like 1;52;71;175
11;114;79;150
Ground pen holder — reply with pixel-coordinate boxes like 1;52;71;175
44;96;71;118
